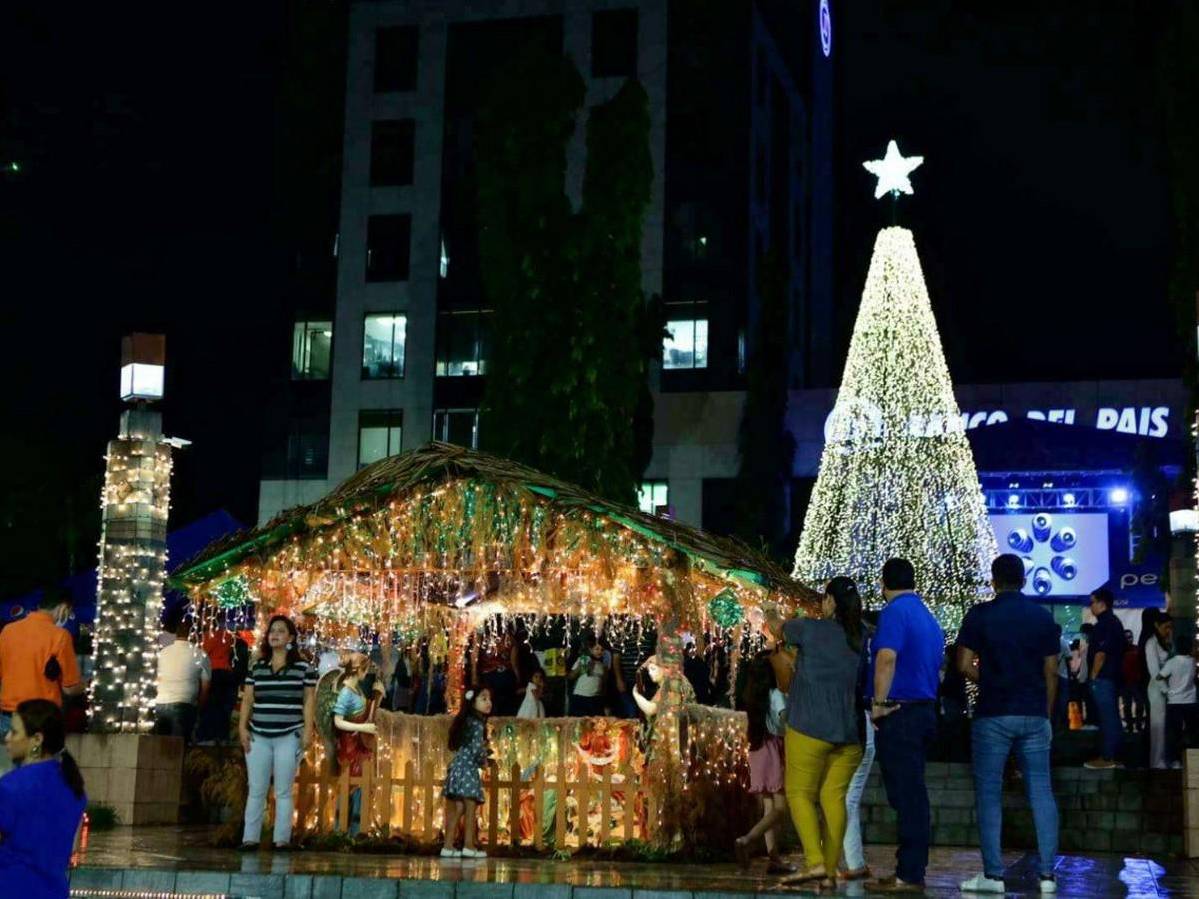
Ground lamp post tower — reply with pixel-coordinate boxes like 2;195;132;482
90;334;187;732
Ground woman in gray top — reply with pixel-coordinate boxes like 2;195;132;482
767;576;865;889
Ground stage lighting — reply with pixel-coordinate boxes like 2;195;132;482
1051;556;1077;580
1031;513;1052;542
1050;528;1077;552
1032;567;1053;596
1109;487;1130;505
1062;492;1077;507
1007;529;1034;553
1007;493;1021;508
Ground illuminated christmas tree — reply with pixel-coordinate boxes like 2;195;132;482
792;142;996;631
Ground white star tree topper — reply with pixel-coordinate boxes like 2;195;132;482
863;139;924;199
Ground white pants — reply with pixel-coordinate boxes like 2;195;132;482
1148;689;1168;770
242;730;302;845
842;710;875;871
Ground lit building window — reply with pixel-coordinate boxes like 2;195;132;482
663;318;708;370
436;310;491;376
638;481;669;516
358;409;402;468
362;313;407;379
433;408;479;449
292;321;332;380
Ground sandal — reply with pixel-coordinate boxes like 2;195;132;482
779;867;826;886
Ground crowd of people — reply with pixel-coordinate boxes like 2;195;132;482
726;554;1199;894
0;559;1194;892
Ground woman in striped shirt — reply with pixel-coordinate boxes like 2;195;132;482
238;615;317;851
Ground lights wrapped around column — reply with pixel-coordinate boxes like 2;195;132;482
90;435;174;733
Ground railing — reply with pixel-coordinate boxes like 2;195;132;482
292;713;658;848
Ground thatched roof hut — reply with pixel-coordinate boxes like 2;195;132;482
172;443;816;635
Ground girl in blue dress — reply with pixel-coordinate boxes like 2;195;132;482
441;687;492;859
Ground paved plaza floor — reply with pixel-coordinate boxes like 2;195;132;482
71;826;1197;898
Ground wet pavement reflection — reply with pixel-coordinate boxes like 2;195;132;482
73;826;1198;896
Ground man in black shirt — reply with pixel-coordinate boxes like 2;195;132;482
1085;588;1127;769
957;554;1061;894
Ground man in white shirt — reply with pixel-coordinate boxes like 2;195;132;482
569;636;610;717
517;670;547;719
155;616;211;742
1159;632;1198;769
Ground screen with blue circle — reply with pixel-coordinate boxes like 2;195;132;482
988;512;1110;597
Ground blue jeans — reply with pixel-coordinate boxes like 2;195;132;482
972;716;1059;879
875;702;937;885
242;730;303;846
1090;679;1121;760
842;710;875;872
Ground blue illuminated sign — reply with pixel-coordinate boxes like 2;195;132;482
819;0;832;57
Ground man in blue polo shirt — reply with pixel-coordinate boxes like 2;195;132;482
868;558;944;894
957;554;1061;894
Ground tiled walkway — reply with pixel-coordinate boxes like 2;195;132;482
71;826;1197;898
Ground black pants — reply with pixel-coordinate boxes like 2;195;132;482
154;702;197;742
1166;703;1199;766
196;670;238;742
876;702;937;885
571;693;605;717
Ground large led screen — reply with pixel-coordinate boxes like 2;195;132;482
988;512;1110;597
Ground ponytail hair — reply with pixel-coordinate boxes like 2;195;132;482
826;576;864;654
16;699;85;799
739;655;776;751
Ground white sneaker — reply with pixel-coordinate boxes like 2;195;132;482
960;873;1005;893
439;848;461;859
1040;875;1057;894
460;847;487;859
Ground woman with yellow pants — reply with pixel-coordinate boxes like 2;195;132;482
767;577;866;890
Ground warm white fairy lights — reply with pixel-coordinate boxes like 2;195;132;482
90;433;175;732
793;226;996;632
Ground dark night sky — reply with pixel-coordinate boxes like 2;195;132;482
0;3;1183;549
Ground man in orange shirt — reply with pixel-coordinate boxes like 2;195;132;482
0;589;84;740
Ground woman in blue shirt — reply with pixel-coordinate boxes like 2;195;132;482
0;699;88;899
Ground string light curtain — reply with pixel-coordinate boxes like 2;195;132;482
173;444;818;641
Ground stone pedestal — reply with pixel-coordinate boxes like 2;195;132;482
1187;749;1199;858
68;733;184;825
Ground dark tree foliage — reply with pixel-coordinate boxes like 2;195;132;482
0;436;100;599
733;249;795;560
477;52;658;504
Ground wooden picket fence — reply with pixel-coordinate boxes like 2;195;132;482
293;728;655;848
